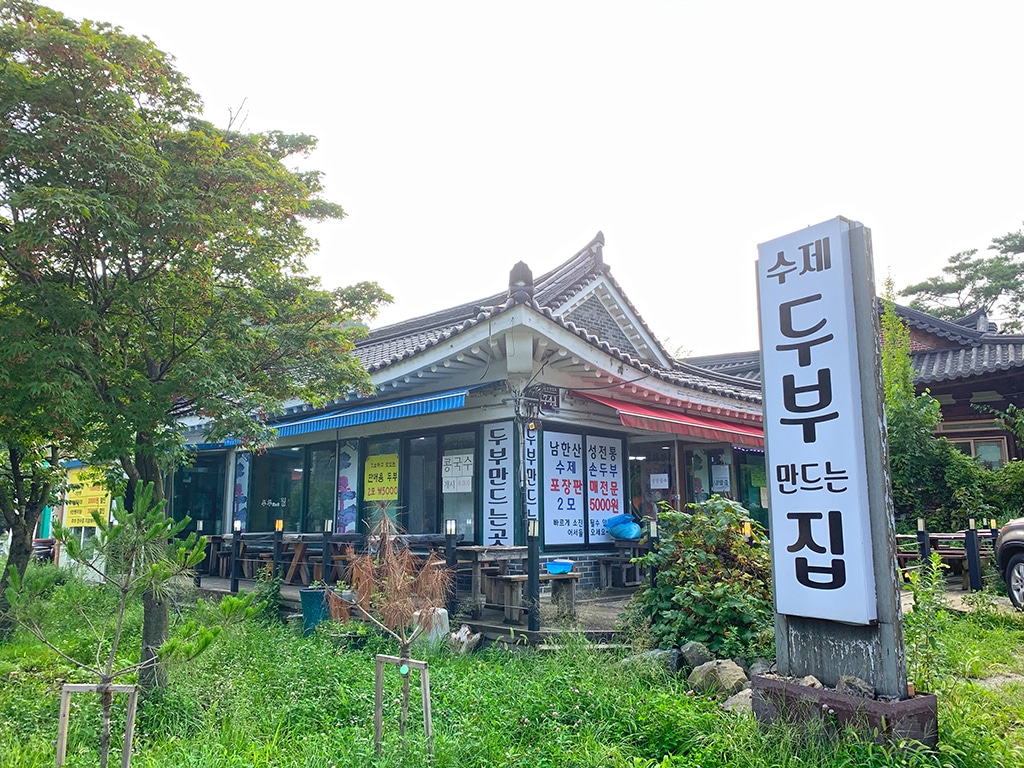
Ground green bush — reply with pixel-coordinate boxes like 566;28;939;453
625;496;773;660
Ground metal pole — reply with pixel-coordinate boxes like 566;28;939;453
445;519;457;616
273;522;283;580
193;519;204;588
230;534;241;594
965;518;983;592
527;517;540;632
648;517;658;592
323;519;333;586
916;518;931;563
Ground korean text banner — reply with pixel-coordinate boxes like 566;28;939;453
757;218;877;625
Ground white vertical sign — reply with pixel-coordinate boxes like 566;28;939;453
483;422;514;545
543;431;585;545
585;435;622;543
757;217;877;624
524;423;540;519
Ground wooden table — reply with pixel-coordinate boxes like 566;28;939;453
597;539;646;588
455;545;528;618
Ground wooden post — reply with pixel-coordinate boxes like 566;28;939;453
55;686;71;766
374;655;384;757
55;684;139;768
373;654;433;763
421;664;434;761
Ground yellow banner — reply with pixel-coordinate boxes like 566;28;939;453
64;468;111;528
364;454;399;501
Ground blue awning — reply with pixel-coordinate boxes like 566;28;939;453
273;388;476;437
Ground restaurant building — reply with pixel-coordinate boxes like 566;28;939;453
171;233;765;587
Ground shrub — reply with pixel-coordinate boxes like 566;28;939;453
625;496;773;660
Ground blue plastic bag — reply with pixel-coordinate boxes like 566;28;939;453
608;521;642;540
604;513;634;529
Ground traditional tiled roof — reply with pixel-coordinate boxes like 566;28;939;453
913;341;1024;383
354;234;762;403
686;303;1024;386
676;351;762;382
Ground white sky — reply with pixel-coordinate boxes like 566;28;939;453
49;1;1024;356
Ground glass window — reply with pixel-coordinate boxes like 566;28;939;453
442;432;476;540
406;436;438;534
975;440;1005;470
951;438;1007;470
306;442;337;533
365;438;400;525
249;447;305;532
172;453;226;534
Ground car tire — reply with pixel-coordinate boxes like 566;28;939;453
1007;553;1024;611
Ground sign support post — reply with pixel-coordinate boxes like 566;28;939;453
757;218;906;699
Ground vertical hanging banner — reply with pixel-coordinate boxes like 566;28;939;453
757;217;877;625
585;435;622;543
543;431;585;545
483;422;514;545
524;422;540;519
337;442;360;533
234;452;250;531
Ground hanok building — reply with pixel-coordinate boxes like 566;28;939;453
689;303;1024;470
172;234;766;587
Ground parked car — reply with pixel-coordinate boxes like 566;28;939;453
995;518;1024;610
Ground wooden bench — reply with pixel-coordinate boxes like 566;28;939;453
597;555;643;588
487;572;582;624
897;547;992;589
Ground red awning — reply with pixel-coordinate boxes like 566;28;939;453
576;392;764;448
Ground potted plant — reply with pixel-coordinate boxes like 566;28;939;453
299;579;330;635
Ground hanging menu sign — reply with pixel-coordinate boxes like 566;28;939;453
364;454;399;502
483;422;514;545
442;452;474;494
543;431;585;545
586;435;622;543
64;468;109;528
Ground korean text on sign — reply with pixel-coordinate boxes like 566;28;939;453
757;218;877;625
543;431;585;545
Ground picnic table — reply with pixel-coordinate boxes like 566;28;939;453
455;545;528;619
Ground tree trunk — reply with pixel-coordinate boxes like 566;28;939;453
138;589;168;690
0;501;46;638
98;684;113;768
124;433;170;692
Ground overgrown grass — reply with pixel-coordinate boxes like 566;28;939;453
2;569;1024;767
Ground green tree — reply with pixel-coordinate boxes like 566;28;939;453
901;224;1024;331
5;482;250;768
0;2;389;687
0;299;94;635
881;281;988;528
